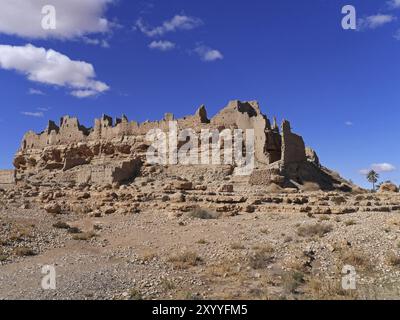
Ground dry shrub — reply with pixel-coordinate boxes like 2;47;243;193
8;226;32;242
297;223;333;238
387;252;400;267
318;215;330;222
387;217;400;226
188;206;220;220
160;278;176;291
141;251;157;262
168;251;203;269
72;231;96;241
284;255;311;275
67;227;81;234
308;276;357;300
248;245;274;269
330;196;347;205
14;247;35;257
197;239;208;245
301;182;321;192
344;220;357;226
340;249;371;271
265;183;283;193
282;271;305;294
128;288;143;300
206;259;240;278
231;243;245;250
52;221;70;229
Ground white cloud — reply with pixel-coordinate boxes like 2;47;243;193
0;0;115;39
194;45;224;62
37;107;51;111
345;121;353;126
82;37;110;48
136;14;203;37
148;40;176;51
387;0;400;8
394;29;400;40
359;163;396;175
358;14;396;30
70;90;100;98
28;88;45;95
21;111;44;117
372;163;396;172
0;44;109;98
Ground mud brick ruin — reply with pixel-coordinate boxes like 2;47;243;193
11;100;351;191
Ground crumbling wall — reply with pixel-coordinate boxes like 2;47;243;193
22;106;213;151
21;116;90;150
0;170;15;186
249;168;284;186
211;100;273;164
15;100;311;187
281;120;306;165
77;159;142;185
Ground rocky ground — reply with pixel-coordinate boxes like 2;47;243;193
1;167;400;300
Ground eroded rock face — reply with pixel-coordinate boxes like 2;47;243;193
0;170;15;188
12;100;353;191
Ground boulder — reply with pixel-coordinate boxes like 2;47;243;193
218;184;234;193
173;181;193;191
170;192;186;203
44;203;61;214
378;183;399;193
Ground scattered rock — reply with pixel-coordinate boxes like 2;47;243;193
379;183;399;193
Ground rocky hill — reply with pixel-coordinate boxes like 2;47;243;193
3;101;400;300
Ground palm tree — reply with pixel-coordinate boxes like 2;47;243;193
367;170;379;191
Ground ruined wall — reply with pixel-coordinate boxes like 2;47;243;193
76;159;142;185
21;117;90;150
17;100;308;172
281;120;306;164
210;100;279;164
21;106;211;151
249;168;284;186
0;170;15;186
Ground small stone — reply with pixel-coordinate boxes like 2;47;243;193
44;203;61;214
218;184;234;193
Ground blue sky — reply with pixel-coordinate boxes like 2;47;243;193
0;0;399;188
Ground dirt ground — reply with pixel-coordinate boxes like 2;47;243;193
1;181;400;300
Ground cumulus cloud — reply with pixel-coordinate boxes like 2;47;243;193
136;14;203;37
148;40;176;51
194;45;223;62
359;163;396;175
0;0;115;39
0;44;109;98
358;14;396;30
345;121;354;126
